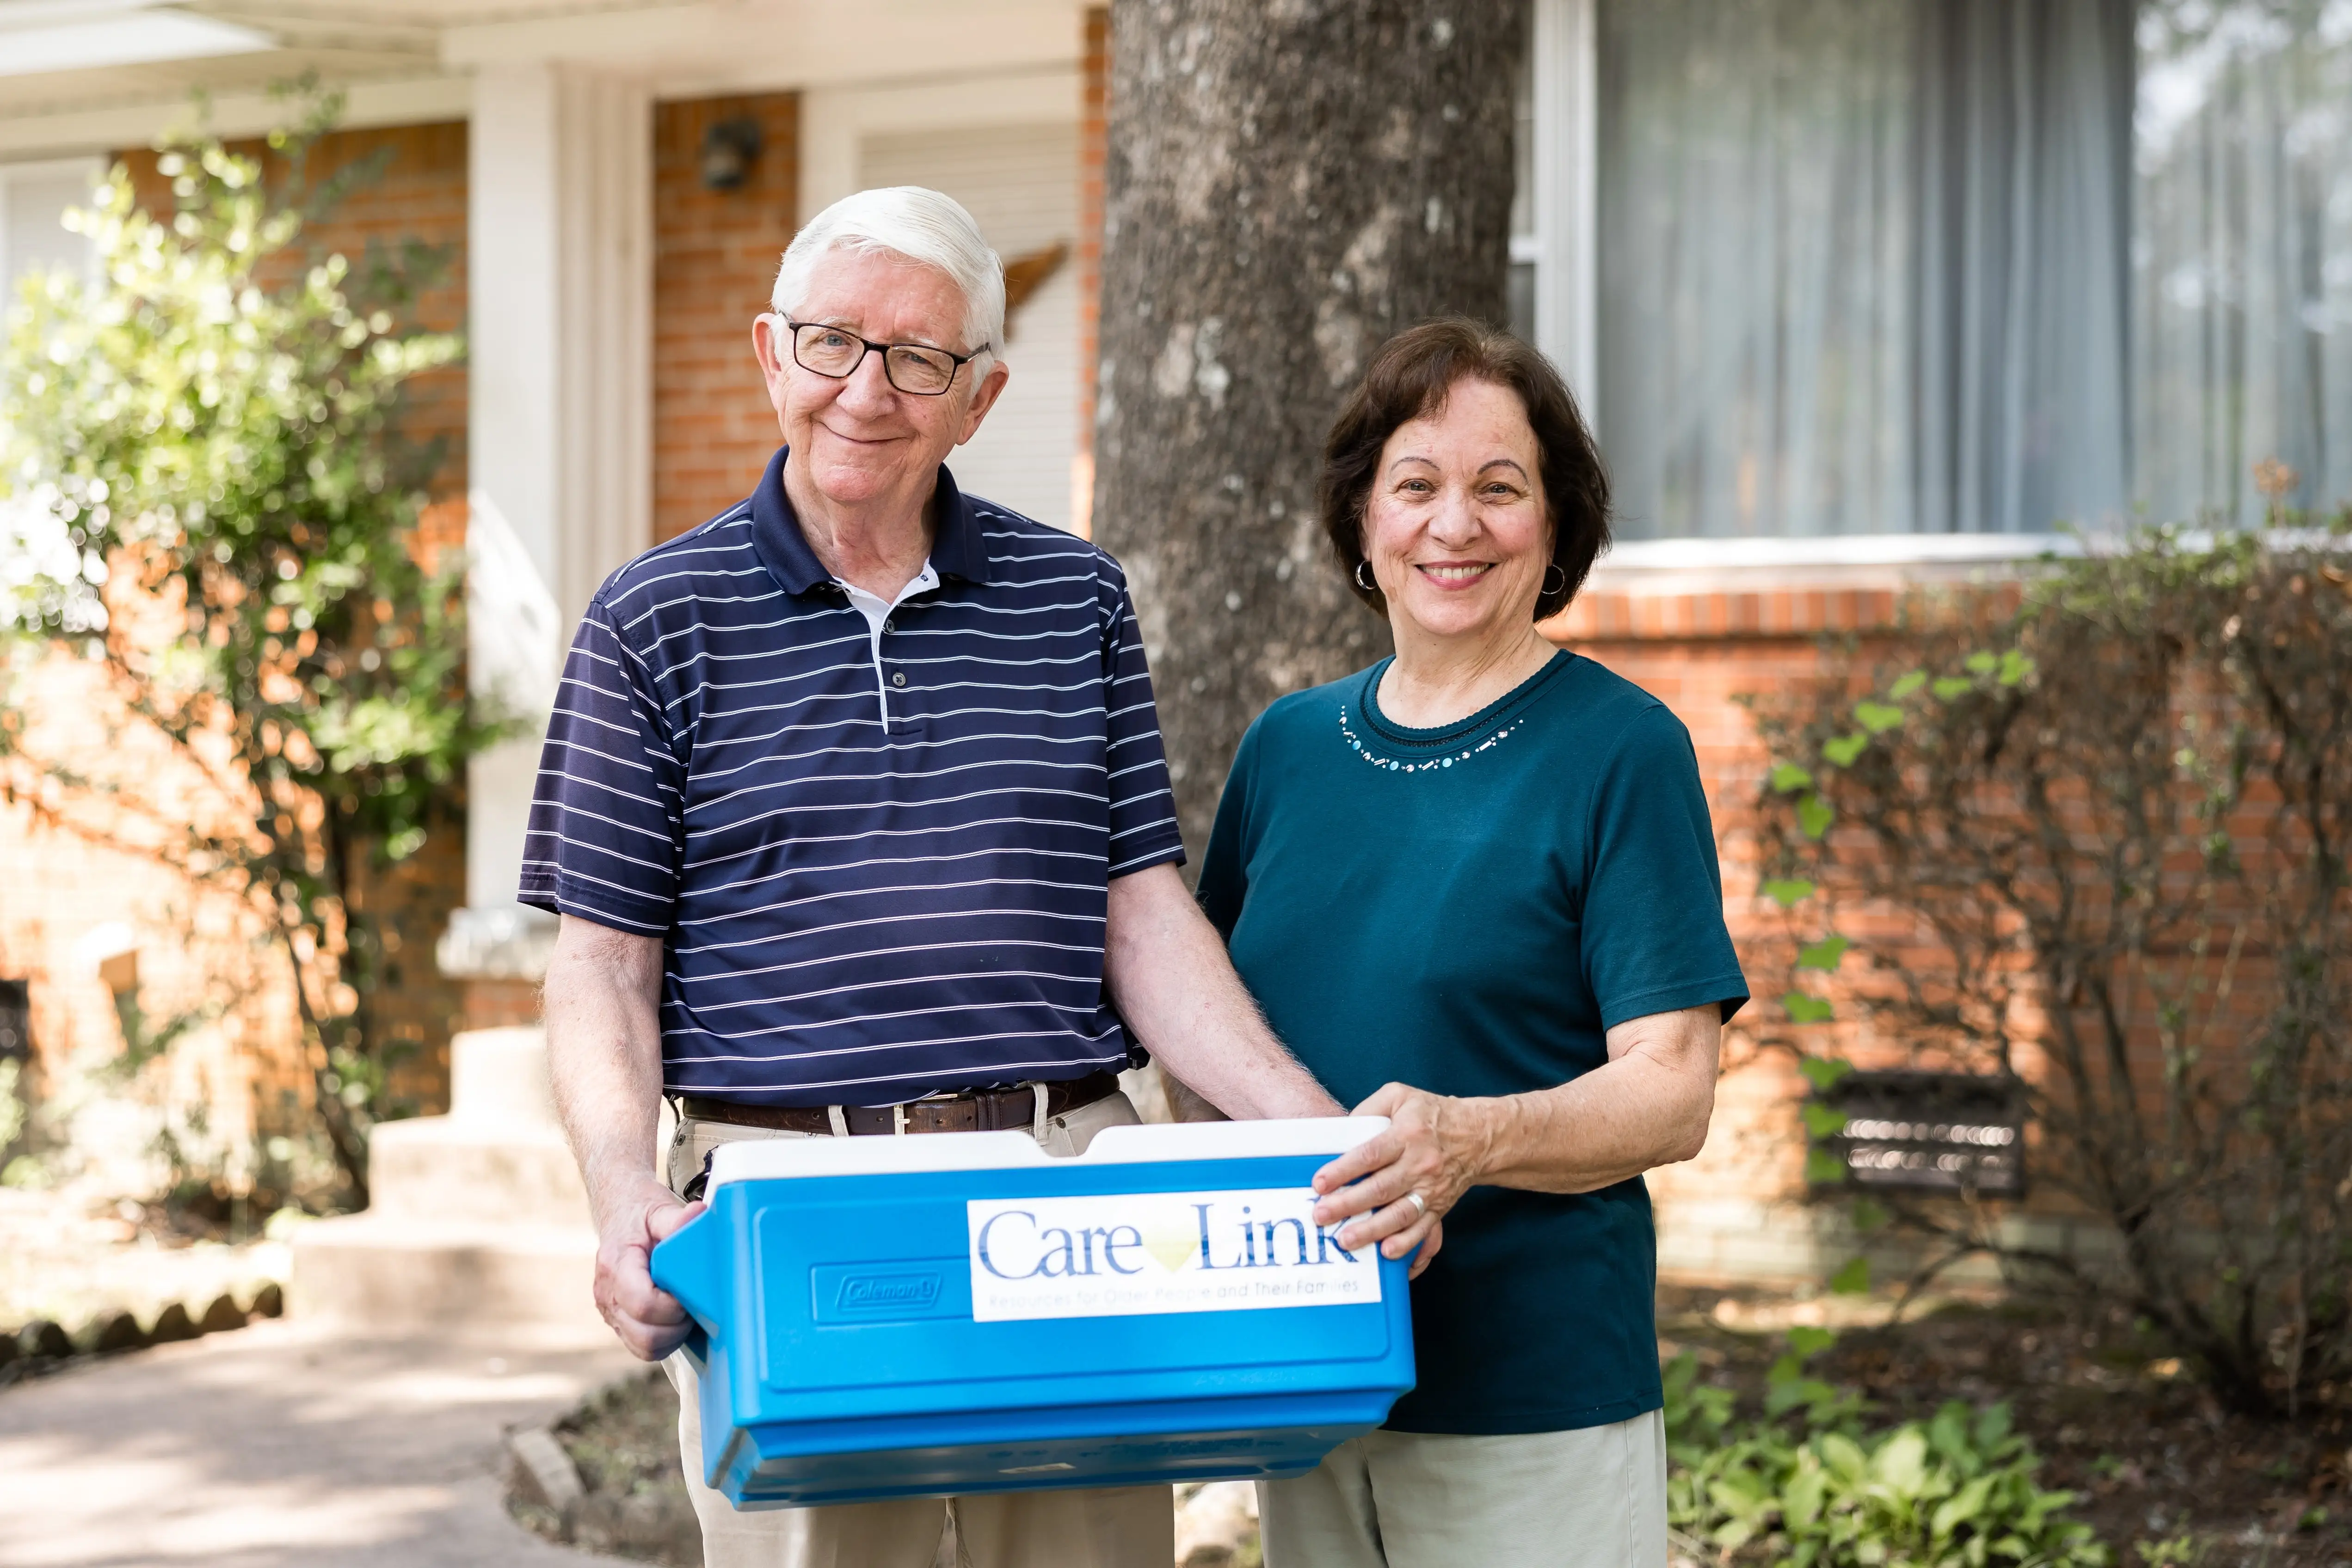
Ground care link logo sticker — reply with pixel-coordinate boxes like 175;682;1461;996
964;1187;1382;1322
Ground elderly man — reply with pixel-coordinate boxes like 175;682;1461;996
521;187;1350;1568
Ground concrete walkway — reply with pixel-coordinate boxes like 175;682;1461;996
0;1318;639;1568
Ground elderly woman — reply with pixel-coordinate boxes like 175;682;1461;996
1198;319;1748;1567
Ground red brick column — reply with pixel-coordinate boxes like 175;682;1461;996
653;92;803;542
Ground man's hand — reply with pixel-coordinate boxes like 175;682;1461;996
596;1172;705;1360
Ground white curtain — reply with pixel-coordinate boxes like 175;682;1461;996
1911;0;2137;535
1592;0;2352;539
2133;1;2352;524
1599;0;1921;539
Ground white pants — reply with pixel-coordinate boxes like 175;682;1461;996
1257;1413;1669;1568
663;1091;1174;1568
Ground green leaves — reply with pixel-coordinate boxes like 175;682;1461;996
1784;991;1837;1025
1854;701;1905;734
1796;935;1851;971
1821;734;1868;767
1888;670;1928;700
1786;1325;1839;1360
1769;761;1815;793
1764;877;1816;908
0;100;498;1204
1664;1346;2107;1568
1797;793;1836;838
1802;1102;1851;1139
1828;1255;1872;1295
1798;1055;1854;1091
1950;646;2037;691
1805;1146;1849;1185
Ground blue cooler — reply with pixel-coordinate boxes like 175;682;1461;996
652;1116;1415;1508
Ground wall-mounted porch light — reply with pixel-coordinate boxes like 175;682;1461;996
700;117;764;191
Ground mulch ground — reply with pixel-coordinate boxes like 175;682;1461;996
1659;1285;2345;1567
509;1366;705;1566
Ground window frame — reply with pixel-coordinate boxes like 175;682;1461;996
1523;0;2072;568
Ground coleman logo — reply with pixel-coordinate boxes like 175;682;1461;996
837;1271;944;1313
965;1188;1381;1322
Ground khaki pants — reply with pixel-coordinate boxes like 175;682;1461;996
662;1091;1173;1568
1257;1413;1669;1568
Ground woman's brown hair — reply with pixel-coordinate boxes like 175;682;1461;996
1319;318;1611;622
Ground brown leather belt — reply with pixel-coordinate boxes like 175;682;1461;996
679;1070;1123;1137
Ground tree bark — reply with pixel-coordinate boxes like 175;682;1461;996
1095;0;1522;855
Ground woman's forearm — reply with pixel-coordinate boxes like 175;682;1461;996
1313;1004;1721;1256
1468;1007;1720;1193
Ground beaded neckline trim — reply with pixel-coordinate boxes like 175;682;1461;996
1338;703;1524;773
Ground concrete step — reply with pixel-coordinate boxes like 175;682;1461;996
289;1215;606;1341
368;1118;592;1229
444;1025;563;1126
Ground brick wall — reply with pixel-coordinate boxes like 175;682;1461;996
0;122;472;1148
653;92;801;541
1551;585;2135;1285
1549;590;1909;1280
1550;591;1844;1150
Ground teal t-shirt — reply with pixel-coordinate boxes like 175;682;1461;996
1198;650;1748;1435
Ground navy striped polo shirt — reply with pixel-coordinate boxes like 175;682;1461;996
518;447;1185;1106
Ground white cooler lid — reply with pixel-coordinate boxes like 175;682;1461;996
705;1115;1387;1187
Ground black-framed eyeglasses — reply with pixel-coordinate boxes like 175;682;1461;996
780;318;985;396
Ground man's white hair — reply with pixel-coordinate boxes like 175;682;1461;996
770;186;1006;357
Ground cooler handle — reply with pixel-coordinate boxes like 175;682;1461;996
649;1202;727;1331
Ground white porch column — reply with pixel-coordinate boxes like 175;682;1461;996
441;61;652;990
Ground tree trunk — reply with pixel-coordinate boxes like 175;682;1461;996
1095;0;1522;854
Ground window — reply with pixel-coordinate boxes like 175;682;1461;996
1522;0;2352;541
1509;37;1539;340
0;159;98;298
1;158;101;621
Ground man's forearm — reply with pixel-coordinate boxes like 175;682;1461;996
1102;863;1342;1120
542;917;670;1226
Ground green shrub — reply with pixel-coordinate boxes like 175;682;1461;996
0;96;499;1205
1665;1339;2107;1568
1748;522;2352;1416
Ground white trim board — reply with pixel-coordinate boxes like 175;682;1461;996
0;72;471;160
445;0;1086;98
1582;529;2346;596
1583;534;2077;595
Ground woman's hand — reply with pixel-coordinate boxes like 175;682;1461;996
1310;1082;1496;1278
